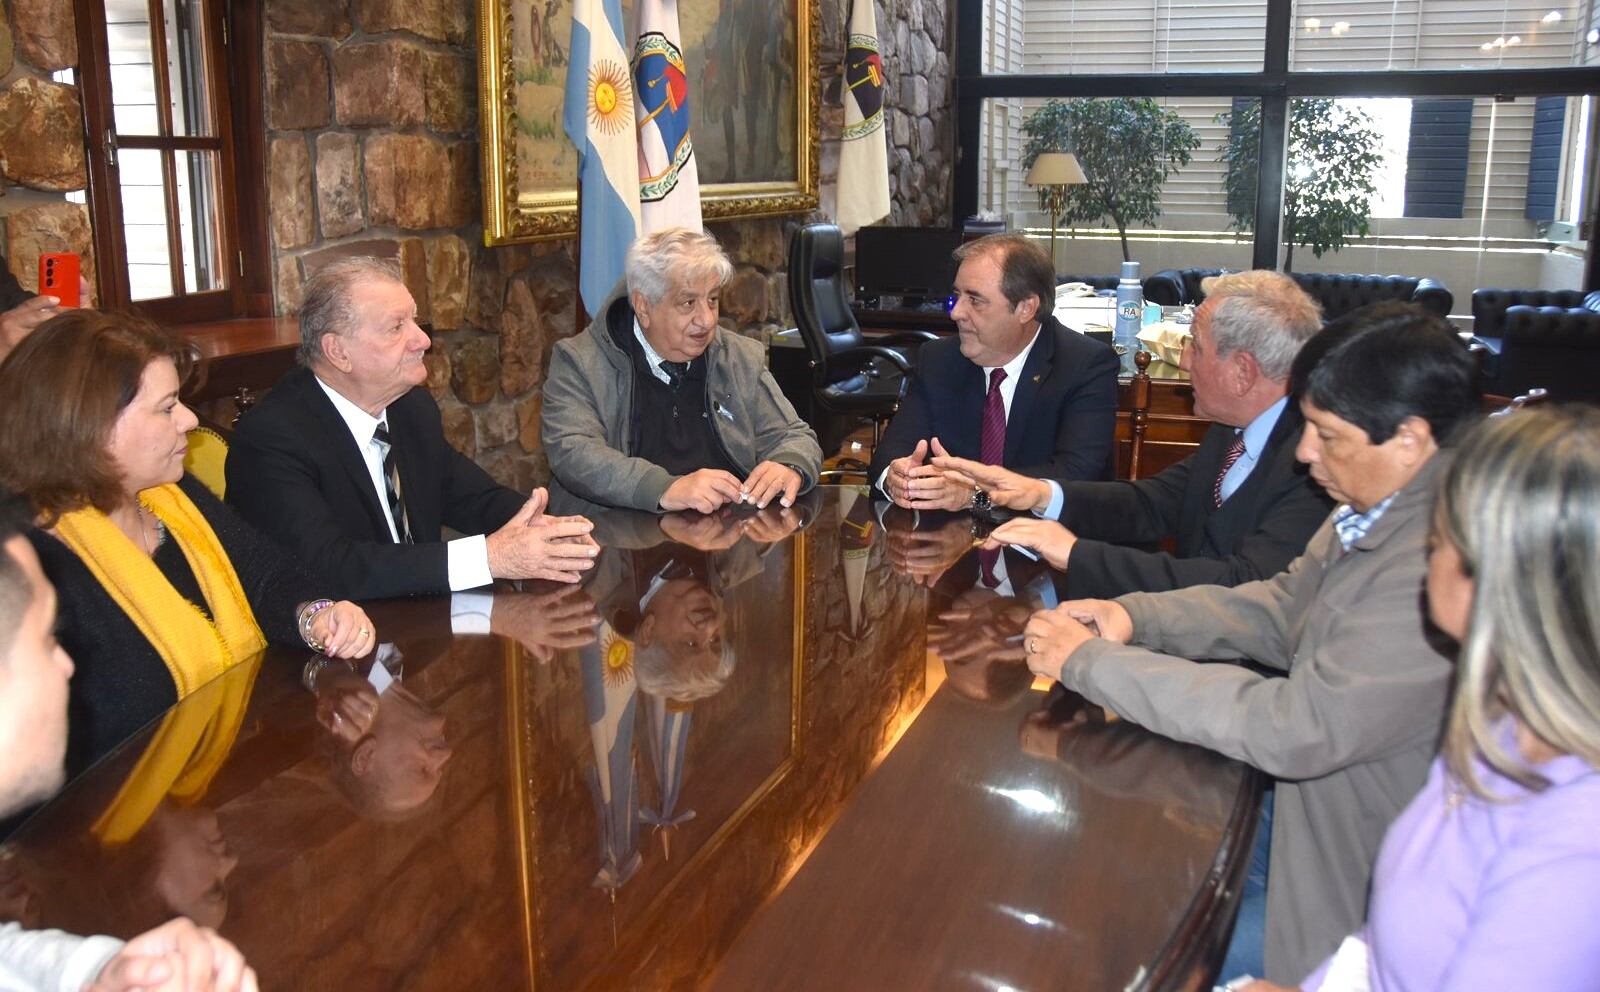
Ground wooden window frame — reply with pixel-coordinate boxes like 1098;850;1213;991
73;0;272;322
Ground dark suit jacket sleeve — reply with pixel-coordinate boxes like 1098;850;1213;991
1056;459;1333;599
1058;456;1195;546
867;344;940;493
404;393;527;538
1011;336;1120;483
227;399;455;601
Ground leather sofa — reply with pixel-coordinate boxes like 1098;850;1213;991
1143;268;1453;321
1471;287;1600;341
1493;298;1600;403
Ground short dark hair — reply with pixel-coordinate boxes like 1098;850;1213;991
1304;301;1480;445
952;233;1055;315
0;310;197;521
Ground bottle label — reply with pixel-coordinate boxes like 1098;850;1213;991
1118;301;1141;322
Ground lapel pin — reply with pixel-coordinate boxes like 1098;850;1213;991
1031;374;1042;383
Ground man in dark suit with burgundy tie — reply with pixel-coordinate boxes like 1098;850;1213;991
868;233;1120;512
227;257;598;600
937;270;1334;599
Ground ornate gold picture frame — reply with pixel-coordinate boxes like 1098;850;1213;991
479;0;820;245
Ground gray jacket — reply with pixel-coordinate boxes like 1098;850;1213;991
542;299;822;512
1063;454;1453;983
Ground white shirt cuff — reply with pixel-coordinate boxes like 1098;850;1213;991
1036;480;1065;520
450;592;494;634
446;535;493;591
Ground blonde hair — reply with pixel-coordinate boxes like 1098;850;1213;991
1438;405;1600;798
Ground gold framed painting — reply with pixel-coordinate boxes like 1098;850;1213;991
479;0;820;245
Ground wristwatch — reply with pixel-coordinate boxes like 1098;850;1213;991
970;486;993;513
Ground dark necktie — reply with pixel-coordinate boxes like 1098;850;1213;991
979;368;1008;466
372;422;413;544
658;359;689;389
1213;433;1248;508
978;367;1008;587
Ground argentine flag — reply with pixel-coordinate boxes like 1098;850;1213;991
564;0;642;317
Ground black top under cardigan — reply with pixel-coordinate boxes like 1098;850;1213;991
28;474;320;780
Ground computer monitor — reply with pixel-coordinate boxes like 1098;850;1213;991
854;226;963;307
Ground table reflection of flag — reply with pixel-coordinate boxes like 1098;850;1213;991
631;0;702;232
838;486;875;637
639;693;696;860
581;622;642;895
563;0;642;316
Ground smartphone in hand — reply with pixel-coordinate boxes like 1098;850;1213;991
38;252;79;308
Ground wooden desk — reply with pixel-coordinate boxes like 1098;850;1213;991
178;316;300;406
2;490;1256;991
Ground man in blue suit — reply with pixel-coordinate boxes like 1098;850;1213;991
869;233;1120;511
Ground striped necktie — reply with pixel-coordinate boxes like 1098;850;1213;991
1213;433;1248;508
977;368;1008;586
372;422;413;544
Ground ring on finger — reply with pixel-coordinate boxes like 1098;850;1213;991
1027;638;1038;655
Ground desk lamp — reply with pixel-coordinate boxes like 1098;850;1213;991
1025;152;1087;269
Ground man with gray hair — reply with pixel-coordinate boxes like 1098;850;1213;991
939;269;1333;598
227;257;598;599
543;228;823;513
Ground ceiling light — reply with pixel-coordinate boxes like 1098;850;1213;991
1589;27;1600;43
1481;41;1496;51
1331;20;1351;34
1304;16;1322;30
1508;35;1521;44
1542;10;1563;23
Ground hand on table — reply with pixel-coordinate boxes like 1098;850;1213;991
739;503;804;544
487;491;598;582
660;469;744;513
88;917;258;992
490;585;599;664
1021;599;1132;682
984;517;1078;570
932;454;1054;514
309;601;376;658
739;461;802;509
885;516;973;587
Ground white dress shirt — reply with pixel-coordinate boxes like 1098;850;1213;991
313;375;493;591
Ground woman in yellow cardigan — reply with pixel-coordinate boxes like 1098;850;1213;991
0;311;374;778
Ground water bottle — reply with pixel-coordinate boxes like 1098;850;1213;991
1114;260;1143;370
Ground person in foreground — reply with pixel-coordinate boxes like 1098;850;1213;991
937;270;1331;597
870;233;1120;511
0;312;374;777
1241;406;1600;992
542;228;823;513
1019;303;1480;981
0;489;258;992
227;257;597;599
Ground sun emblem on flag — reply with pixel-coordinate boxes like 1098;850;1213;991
601;626;634;687
588;60;634;135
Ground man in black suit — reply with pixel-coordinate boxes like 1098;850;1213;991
937;270;1332;599
227;258;598;600
868;233;1120;511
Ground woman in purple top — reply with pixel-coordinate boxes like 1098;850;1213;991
1243;405;1600;992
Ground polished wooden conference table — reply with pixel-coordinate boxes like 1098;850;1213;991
1;489;1259;992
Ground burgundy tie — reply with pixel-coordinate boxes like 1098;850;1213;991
1213;433;1247;507
977;368;1007;586
979;368;1008;466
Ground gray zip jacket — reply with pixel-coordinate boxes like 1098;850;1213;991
1063;453;1453;982
542;298;822;512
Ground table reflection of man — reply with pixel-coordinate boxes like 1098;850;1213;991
306;653;453;820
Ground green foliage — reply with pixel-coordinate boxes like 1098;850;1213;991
1217;98;1384;271
1021;98;1201;261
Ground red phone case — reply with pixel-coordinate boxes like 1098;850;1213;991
39;252;79;308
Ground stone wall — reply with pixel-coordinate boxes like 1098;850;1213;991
0;0;95;301
263;0;953;486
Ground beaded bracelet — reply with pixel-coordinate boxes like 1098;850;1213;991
298;599;335;652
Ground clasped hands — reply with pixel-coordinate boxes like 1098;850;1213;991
922;451;1080;571
487;487;600;583
660;462;802;514
1018;598;1134;682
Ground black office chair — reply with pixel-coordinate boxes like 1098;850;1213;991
787;224;935;473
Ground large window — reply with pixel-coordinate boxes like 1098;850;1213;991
959;0;1600;318
72;0;268;322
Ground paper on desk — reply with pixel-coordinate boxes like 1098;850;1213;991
1137;322;1191;366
